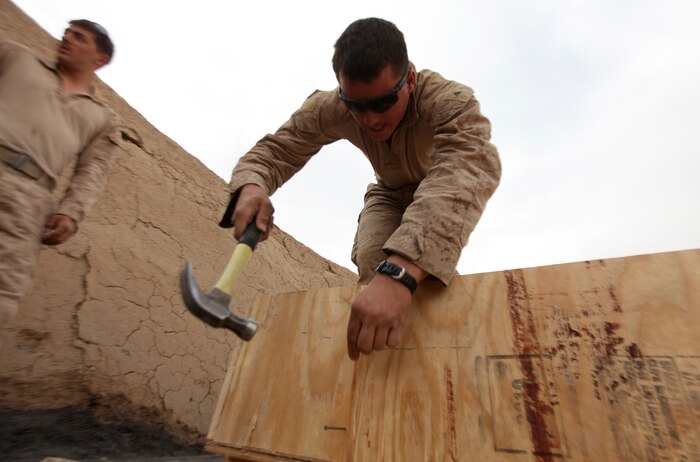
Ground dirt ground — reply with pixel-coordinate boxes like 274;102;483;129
0;407;223;462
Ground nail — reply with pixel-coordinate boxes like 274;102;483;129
323;425;347;431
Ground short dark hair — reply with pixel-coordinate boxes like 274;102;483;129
69;19;114;59
332;18;408;83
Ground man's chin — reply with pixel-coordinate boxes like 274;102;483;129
365;127;391;141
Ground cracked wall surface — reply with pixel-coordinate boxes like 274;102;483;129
0;0;358;443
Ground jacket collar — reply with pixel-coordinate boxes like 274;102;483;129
36;53;100;100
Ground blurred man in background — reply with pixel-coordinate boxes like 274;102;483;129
0;19;119;328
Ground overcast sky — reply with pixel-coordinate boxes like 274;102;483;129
13;0;700;276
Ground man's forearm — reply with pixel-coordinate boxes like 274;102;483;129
57;131;118;223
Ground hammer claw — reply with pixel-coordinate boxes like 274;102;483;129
179;222;262;341
180;258;258;341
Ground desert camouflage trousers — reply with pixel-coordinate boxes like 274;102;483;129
0;162;53;328
351;182;417;284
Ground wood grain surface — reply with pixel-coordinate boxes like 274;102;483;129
210;249;700;461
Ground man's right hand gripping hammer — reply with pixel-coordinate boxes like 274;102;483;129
179;222;261;341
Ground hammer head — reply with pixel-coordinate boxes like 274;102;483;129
180;261;258;341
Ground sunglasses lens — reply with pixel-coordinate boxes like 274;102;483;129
343;100;366;114
343;94;398;114
368;94;399;113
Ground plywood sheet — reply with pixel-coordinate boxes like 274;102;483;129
208;249;700;461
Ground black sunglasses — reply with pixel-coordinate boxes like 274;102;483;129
339;65;410;114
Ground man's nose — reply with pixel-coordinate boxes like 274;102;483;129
362;110;384;127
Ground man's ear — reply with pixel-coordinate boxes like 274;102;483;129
95;53;110;69
406;67;417;93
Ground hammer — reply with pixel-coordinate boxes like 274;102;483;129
180;222;261;341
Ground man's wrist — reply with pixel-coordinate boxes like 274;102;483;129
375;259;418;294
56;213;78;233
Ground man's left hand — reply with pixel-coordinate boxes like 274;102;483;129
41;214;77;245
347;273;412;360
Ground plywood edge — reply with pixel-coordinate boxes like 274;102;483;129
461;247;700;277
207;293;273;440
207;441;332;461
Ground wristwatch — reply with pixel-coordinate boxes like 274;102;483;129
375;260;418;294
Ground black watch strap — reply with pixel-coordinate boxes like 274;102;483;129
375;260;418;294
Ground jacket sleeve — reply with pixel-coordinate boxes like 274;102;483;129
0;40;8;72
383;89;501;285
220;91;341;227
56;111;120;224
0;40;22;75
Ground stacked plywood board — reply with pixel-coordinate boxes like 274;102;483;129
207;249;700;461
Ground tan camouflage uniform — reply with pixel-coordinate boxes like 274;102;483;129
226;66;501;284
0;40;119;327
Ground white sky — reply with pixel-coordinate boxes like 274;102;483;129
13;0;700;276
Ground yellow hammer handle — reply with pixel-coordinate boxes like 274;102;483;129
214;243;253;295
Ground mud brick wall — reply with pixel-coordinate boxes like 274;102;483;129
0;0;358;442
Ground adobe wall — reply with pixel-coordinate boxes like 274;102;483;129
0;0;358;442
